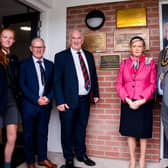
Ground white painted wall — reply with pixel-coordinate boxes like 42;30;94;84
19;0;132;152
40;1;67;152
66;0;132;7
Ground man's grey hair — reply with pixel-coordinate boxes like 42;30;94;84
30;37;45;47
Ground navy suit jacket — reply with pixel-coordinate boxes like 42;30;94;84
0;63;8;114
19;56;54;112
54;48;99;109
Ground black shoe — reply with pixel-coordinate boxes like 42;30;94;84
62;160;81;168
65;160;74;168
77;155;96;166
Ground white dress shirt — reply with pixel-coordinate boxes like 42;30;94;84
158;78;163;95
32;56;45;96
71;48;91;95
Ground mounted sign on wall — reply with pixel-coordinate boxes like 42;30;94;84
100;54;121;69
116;7;147;28
82;32;106;52
114;28;149;51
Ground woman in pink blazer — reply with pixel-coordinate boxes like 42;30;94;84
116;36;156;168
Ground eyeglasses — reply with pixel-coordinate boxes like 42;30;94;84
32;46;45;49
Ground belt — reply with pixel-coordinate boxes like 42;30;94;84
78;94;89;98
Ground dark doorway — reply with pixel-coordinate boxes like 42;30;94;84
0;11;40;168
3;12;40;60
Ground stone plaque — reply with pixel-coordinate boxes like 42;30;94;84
114;28;149;51
82;32;106;52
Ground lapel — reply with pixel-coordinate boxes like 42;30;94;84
125;58;133;78
29;56;39;90
67;48;78;79
136;57;145;74
43;59;49;82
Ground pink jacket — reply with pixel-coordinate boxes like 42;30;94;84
116;56;156;102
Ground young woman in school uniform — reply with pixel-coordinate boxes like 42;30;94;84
0;28;20;168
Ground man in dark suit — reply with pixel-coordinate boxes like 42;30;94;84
19;38;56;168
54;30;99;168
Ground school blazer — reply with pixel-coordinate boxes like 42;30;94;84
0;63;8;114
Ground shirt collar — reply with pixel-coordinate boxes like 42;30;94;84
32;56;44;63
1;48;9;55
129;55;145;63
71;47;83;55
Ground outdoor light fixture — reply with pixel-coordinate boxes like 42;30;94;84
85;10;105;30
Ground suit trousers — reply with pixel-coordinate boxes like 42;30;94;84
59;95;90;160
22;106;51;164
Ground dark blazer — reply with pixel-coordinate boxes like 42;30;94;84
157;49;168;138
19;56;53;112
0;63;8;114
54;48;99;109
0;53;20;114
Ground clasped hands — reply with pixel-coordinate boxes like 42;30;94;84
38;96;49;106
125;97;146;110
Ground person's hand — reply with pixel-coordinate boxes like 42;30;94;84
125;97;140;110
94;97;99;103
37;96;49;106
129;99;146;110
160;72;165;82
129;102;140;110
42;96;49;104
133;99;146;107
37;97;46;106
125;97;132;106
57;104;69;112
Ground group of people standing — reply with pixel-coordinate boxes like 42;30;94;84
0;25;168;168
0;28;99;168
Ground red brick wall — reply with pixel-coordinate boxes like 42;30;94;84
67;0;160;161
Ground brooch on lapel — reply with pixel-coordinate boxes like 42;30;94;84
145;57;152;69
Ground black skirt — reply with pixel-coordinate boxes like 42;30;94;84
119;100;153;138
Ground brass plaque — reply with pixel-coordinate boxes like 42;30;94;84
117;8;147;28
114;28;149;51
82;32;106;52
100;54;120;69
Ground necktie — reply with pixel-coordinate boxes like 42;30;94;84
77;51;90;90
37;60;46;86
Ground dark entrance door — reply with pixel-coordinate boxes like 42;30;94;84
3;12;40;60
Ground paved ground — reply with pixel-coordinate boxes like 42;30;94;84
17;152;168;168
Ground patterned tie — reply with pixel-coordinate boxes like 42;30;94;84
37;60;46;86
77;51;90;90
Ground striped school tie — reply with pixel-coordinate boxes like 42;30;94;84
77;51;90;90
